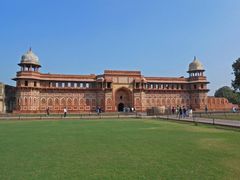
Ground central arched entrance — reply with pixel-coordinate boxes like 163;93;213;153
118;103;124;112
115;87;133;112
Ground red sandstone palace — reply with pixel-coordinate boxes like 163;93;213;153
13;49;234;113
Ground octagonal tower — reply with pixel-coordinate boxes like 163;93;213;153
13;48;42;113
187;56;209;110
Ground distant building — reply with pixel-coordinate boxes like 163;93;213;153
12;49;234;113
0;83;4;113
0;82;16;113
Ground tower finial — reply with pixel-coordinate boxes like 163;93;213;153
194;56;196;60
29;47;32;52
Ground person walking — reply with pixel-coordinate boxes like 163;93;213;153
188;108;193;118
46;107;50;116
205;105;208;114
183;106;187;118
176;105;179;118
179;107;183;119
96;106;101;115
63;107;67;117
172;107;175;114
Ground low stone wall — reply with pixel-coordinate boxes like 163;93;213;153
207;97;237;111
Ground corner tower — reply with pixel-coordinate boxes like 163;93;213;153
13;48;42;113
187;56;209;110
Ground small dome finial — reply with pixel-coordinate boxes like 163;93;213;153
188;56;204;72
20;48;40;66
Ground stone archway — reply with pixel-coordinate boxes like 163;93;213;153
115;87;133;112
118;103;124;112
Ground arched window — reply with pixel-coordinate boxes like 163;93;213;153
24;97;28;105
86;99;90;106
80;99;84;105
221;99;224;104
167;99;170;105
41;98;46;106
61;98;66;106
107;98;112;105
162;99;166;104
147;99;150;105
74;98;78;106
67;98;72;106
55;98;59;106
48;98;53;106
29;97;32;105
181;99;185;104
136;98;140;106
177;99;180;105
152;98;155;104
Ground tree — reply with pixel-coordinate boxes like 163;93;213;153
214;86;240;104
232;58;240;91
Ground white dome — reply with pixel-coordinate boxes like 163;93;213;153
20;48;40;66
188;56;204;72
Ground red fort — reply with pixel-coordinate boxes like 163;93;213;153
13;49;234;113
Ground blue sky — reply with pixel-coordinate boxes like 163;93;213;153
1;0;240;95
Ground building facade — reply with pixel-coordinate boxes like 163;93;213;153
13;49;233;114
0;83;4;113
0;82;16;113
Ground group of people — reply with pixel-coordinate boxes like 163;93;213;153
171;106;193;118
123;107;135;113
45;105;197;118
46;107;68;117
47;106;103;117
46;105;136;117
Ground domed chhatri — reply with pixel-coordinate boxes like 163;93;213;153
18;48;41;72
20;48;40;66
188;56;204;72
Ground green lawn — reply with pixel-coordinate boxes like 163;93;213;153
0;119;239;180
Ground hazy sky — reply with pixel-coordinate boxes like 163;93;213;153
1;0;240;95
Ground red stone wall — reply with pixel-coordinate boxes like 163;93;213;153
14;70;210;113
15;89;106;114
207;97;236;111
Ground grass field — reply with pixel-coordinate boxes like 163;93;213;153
0;119;239;180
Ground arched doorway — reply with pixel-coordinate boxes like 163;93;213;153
118;103;124;112
115;87;133;112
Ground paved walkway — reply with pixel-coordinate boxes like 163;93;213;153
157;115;240;128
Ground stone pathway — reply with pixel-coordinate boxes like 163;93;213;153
158;115;240;128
